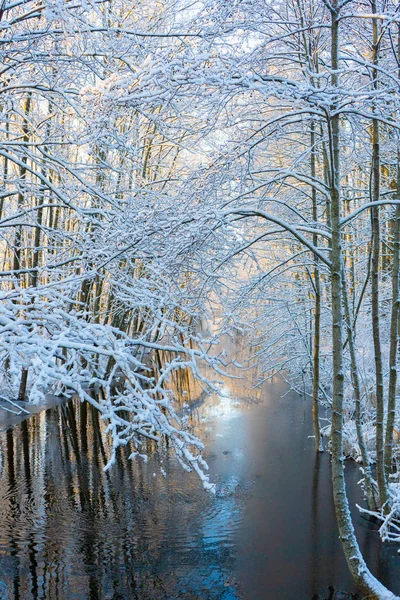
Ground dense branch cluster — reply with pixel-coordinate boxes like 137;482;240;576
2;1;400;597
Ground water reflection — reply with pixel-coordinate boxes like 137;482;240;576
0;394;246;600
0;365;399;599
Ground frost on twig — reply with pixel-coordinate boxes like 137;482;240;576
0;289;223;493
358;483;400;544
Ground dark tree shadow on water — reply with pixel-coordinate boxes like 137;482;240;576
312;586;360;599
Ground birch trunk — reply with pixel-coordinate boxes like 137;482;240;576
328;4;396;597
384;24;400;486
384;155;400;479
342;272;376;509
311;122;322;451
14;95;31;401
370;0;388;508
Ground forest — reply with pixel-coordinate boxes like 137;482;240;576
1;0;400;598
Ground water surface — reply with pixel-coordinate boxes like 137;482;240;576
0;373;399;599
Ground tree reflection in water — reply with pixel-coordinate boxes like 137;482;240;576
0;386;242;600
0;364;398;600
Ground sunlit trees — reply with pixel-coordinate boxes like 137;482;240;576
128;0;400;596
0;0;223;489
2;0;400;596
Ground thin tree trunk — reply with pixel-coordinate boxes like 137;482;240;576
342;271;376;509
13;95;31;401
328;4;395;596
384;23;400;488
0;115;9;221
311;121;322;451
13;95;31;277
370;0;388;509
384;153;400;479
18;369;29;401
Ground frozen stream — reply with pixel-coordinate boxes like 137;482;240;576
0;373;399;599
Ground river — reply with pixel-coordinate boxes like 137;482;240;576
0;360;399;599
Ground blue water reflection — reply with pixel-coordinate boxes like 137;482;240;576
0;375;398;599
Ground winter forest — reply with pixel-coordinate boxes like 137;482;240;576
1;0;400;598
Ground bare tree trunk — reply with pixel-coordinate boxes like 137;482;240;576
384;153;400;479
328;4;395;596
384;23;400;488
370;0;388;509
18;369;29;401
13;95;31;277
342;272;376;509
311;121;322;451
0;114;9;221
13;95;31;401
